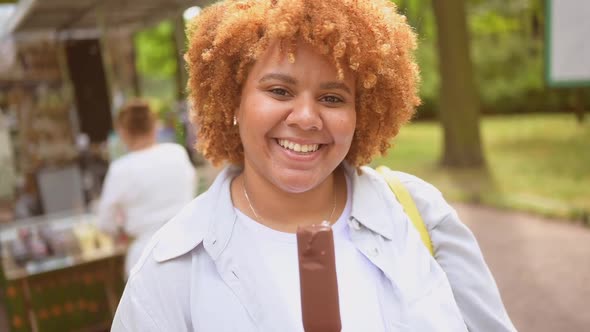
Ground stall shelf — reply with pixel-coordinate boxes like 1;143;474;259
0;212;126;332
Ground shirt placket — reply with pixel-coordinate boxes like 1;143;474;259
348;216;410;332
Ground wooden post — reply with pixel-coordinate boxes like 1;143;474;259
173;14;188;101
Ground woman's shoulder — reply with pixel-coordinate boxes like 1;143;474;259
359;166;454;229
360;166;441;195
104;154;136;180
114;239;195;330
153;142;189;155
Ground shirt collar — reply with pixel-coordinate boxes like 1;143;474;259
154;163;397;262
344;163;396;240
153;166;240;262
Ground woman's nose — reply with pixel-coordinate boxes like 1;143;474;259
285;95;323;131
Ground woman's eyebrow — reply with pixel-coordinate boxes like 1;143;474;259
259;73;297;85
259;73;352;94
320;82;352;94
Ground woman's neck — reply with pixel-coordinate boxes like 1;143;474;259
231;166;347;233
126;136;156;152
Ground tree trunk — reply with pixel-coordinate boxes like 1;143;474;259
130;33;141;97
432;0;485;168
173;14;188;101
574;88;586;123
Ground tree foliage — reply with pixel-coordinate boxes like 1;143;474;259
395;0;587;118
134;21;177;80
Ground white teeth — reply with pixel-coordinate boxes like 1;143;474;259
278;139;319;153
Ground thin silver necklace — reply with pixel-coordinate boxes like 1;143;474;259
242;177;337;224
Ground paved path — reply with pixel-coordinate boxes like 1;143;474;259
455;203;590;332
1;201;588;331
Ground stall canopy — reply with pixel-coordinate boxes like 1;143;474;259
5;0;214;35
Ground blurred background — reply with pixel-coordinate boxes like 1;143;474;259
0;0;588;331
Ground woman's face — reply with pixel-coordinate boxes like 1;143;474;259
237;41;356;193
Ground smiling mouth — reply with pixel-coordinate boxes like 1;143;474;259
276;139;323;153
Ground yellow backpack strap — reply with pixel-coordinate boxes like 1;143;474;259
375;166;434;256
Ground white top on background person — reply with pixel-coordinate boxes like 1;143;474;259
97;101;196;276
112;0;515;331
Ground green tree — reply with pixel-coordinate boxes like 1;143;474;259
135;21;177;80
134;21;178;101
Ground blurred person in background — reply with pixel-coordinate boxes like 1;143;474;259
97;99;197;277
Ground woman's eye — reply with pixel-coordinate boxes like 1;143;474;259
321;95;343;104
269;88;290;96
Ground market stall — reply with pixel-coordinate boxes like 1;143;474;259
0;212;127;332
1;0;213;330
0;0;215;219
0;37;81;221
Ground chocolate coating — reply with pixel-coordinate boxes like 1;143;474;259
297;223;341;332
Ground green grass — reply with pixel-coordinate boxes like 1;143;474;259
373;114;590;223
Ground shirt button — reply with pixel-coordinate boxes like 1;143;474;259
348;218;361;230
369;247;379;257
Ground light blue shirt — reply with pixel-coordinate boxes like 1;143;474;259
112;164;514;331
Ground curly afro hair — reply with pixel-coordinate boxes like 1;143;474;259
185;0;420;167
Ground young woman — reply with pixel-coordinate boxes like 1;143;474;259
112;1;515;331
97;100;196;277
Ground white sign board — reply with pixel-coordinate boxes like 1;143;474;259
546;0;590;87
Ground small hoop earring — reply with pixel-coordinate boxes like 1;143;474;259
233;116;238;126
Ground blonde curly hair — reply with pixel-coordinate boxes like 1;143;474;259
186;0;420;167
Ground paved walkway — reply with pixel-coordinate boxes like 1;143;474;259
1;201;588;331
455;203;590;332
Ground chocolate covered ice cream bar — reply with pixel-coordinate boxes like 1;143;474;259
297;222;341;332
